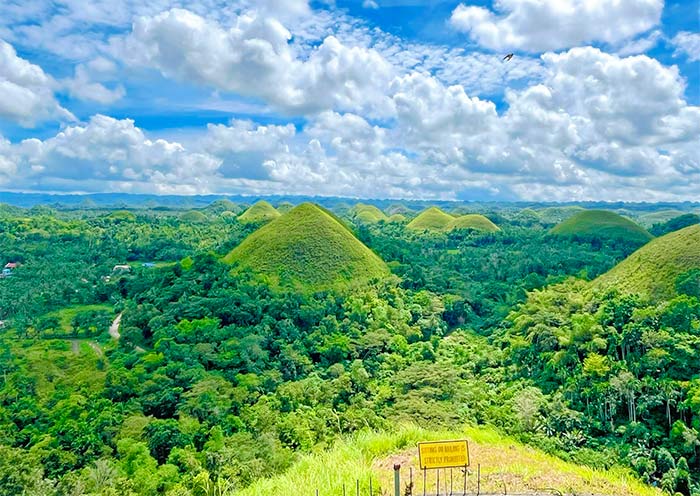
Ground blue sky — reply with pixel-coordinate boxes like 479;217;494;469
0;0;698;201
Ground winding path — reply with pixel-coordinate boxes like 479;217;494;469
108;312;145;353
109;313;122;340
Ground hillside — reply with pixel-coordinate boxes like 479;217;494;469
351;203;389;224
387;213;406;223
386;204;412;215
447;214;500;232
238;200;281;224
594;224;700;299
2;203;698;493
204;199;240;214
223;203;389;290
238;427;658;496
180;210;208;223
406;207;454;232
276;201;295;213
649;213;699;237
514;208;541;226
536;206;585;224
550;210;652;244
638;209;687;227
107;210;137;222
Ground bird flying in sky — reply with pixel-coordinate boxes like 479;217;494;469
503;53;514;61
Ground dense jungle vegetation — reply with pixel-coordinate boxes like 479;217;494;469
0;201;698;496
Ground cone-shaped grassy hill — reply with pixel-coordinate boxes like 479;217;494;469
276;201;295;213
516;208;540;219
107;210;136;222
406;207;454;232
513;208;541;226
387;213;407;223
387;204;412;215
536;206;585;224
550;210;652;244
447;214;500;232
407;208;499;233
594;224;700;299
238;200;281;224
351;203;389;224
180;210;208;223
223;203;389;291
205;199;240;214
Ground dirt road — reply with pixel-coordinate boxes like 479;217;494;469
109;313;122;340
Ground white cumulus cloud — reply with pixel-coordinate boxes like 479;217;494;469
0;2;698;202
496;47;699;183
202;119;296;180
0;39;74;126
116;8;394;116
63;59;126;104
449;0;663;52
7;115;221;193
672;31;700;62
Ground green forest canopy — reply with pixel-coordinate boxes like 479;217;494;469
0;199;699;495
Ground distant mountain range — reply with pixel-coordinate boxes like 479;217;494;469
1;191;699;212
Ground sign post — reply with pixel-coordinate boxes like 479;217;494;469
417;439;470;495
394;464;401;496
417;439;470;470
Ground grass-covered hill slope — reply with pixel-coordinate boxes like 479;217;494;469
276;201;295;213
406;207;454;232
649;213;699;237
223;203;390;290
387;204;413;215
550;210;653;244
180;210;208;223
447;214;500;232
107;210;137;222
351;203;389;224
204;199;241;215
514;208;541;225
237;200;281;224
238;427;658;496
638;209;687;227
407;208;499;233
387;213;406;223
594;224;700;299
536;206;585;224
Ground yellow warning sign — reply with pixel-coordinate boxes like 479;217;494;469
418;440;470;469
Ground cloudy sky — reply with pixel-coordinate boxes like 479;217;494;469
0;0;698;201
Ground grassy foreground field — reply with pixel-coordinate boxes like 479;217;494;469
237;426;658;496
11;338;106;399
44;304;114;333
